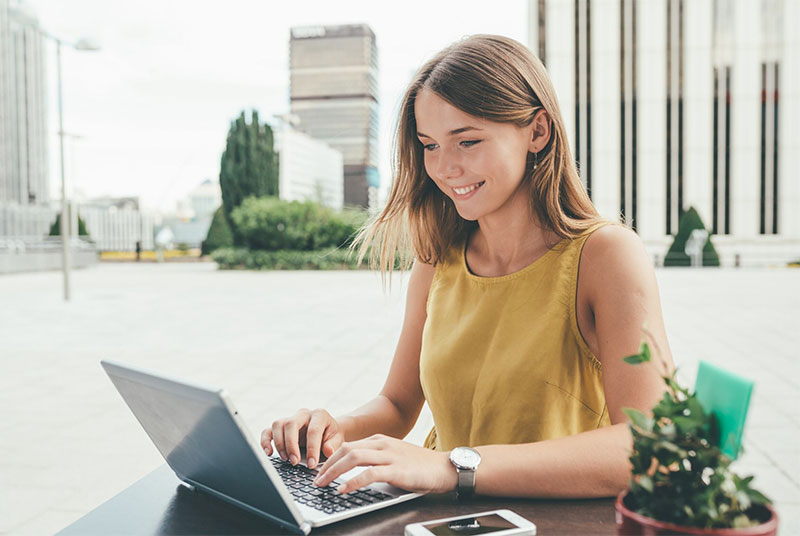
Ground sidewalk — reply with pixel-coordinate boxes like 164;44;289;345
0;263;797;534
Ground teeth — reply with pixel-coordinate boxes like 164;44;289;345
454;182;483;195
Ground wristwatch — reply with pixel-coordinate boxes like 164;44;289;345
449;446;482;499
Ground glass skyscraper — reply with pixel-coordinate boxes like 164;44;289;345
289;24;379;209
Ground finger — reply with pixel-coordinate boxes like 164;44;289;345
318;436;372;470
320;427;344;459
272;421;288;461
304;412;328;469
260;428;273;456
337;466;390;495
283;420;304;465
314;448;390;488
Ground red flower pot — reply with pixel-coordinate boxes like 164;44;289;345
615;490;779;536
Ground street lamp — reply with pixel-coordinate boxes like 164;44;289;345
42;33;100;301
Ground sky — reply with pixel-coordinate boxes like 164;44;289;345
26;0;528;213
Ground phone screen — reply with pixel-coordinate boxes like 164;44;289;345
421;513;517;535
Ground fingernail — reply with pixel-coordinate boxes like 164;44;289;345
308;457;316;468
337;484;345;493
290;455;298;465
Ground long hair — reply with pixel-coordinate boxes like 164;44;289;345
353;34;602;277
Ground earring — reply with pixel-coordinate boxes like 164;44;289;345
533;152;538;170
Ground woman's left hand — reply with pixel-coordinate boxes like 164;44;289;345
312;434;457;495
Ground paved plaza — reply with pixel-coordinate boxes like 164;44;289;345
0;262;798;534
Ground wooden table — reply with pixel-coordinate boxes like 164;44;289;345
57;464;617;535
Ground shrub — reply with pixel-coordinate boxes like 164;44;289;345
211;247;364;270
202;206;234;255
49;213;89;237
230;197;366;251
664;207;720;267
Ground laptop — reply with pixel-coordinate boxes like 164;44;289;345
101;360;422;535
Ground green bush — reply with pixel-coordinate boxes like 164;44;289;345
202;206;234;255
664;207;720;267
49;213;89;237
230;197;367;251
211;247;365;270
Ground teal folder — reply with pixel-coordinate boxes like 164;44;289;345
693;361;754;460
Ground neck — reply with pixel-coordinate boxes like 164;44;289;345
469;190;556;275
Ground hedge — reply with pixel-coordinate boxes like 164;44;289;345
211;247;365;270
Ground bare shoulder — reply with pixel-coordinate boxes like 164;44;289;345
579;224;655;301
406;259;436;309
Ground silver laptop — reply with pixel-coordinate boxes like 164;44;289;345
101;360;422;535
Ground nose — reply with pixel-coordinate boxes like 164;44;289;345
434;148;463;181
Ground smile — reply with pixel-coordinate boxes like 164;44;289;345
452;181;485;196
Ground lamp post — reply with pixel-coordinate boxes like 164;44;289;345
45;34;100;301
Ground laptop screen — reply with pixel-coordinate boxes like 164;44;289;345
102;361;301;530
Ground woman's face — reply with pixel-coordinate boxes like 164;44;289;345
414;88;535;222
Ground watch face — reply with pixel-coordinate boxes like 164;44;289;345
451;447;481;469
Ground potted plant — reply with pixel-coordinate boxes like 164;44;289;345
616;334;779;535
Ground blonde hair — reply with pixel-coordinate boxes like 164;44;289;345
354;34;602;276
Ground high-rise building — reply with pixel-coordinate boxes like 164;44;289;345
528;0;799;266
0;0;15;202
4;0;48;205
289;24;379;209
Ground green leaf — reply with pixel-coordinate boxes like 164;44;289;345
624;353;647;365
623;342;652;365
747;489;772;505
640;341;652;362
638;475;654;493
623;408;654;431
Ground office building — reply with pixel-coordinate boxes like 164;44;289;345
158;180;221;249
289;24;379;209
3;0;48;205
528;0;799;266
274;119;344;211
0;0;54;245
78;197;155;251
0;0;14;203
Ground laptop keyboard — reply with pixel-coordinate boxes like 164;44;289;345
269;457;394;515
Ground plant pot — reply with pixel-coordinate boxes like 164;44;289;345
615;490;779;536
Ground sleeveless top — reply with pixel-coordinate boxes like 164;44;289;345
419;223;612;451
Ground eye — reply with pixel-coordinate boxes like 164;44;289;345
460;140;481;148
422;143;438;151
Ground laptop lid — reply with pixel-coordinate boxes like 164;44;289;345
100;359;309;534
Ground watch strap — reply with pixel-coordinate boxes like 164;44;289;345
456;467;476;499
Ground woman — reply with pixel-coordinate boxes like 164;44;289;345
261;34;673;498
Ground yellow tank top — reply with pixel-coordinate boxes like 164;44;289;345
419;223;612;451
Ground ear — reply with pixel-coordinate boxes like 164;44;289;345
527;109;552;154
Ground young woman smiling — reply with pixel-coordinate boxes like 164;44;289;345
261;34;673;499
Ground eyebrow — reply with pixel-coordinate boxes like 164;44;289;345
417;126;483;138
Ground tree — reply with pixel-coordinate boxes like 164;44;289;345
219;110;279;227
49;212;89;237
664;206;720;267
201;206;234;255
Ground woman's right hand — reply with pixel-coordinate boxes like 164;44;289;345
260;408;345;470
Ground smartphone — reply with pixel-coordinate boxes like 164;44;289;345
404;509;536;536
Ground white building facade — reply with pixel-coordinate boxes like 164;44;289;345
0;0;55;249
275;122;344;211
78;198;155;251
529;0;799;266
